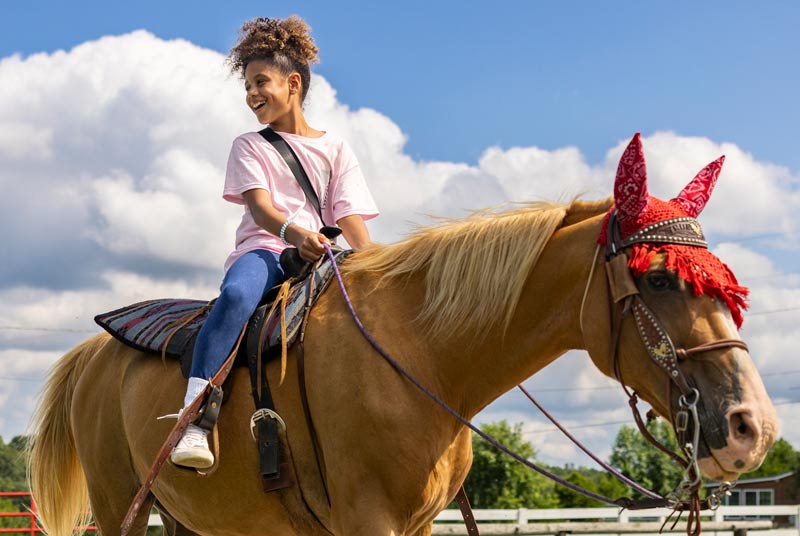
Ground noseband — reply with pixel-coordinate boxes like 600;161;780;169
603;211;747;530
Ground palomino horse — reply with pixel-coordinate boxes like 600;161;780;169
29;134;777;536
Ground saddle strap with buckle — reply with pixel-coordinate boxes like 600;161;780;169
455;486;480;535
246;300;295;491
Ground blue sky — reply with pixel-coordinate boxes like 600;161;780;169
3;1;799;168
0;1;798;468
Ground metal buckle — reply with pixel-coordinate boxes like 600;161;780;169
249;408;287;442
671;388;702;495
679;388;700;409
706;481;734;510
675;409;689;434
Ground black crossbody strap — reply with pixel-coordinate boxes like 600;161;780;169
259;127;324;224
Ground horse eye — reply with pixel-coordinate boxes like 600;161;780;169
647;272;672;292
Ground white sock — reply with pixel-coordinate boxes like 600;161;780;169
183;377;210;409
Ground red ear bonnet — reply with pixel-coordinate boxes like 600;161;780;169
673;156;725;217
600;134;748;327
614;133;649;224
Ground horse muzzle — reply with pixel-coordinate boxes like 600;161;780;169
699;401;778;480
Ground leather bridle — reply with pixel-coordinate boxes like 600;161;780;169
603;210;748;533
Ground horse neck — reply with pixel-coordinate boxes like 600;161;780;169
440;213;609;418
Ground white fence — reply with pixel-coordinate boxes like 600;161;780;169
147;504;800;535
430;505;800;535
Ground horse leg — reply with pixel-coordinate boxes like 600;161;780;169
88;490;155;536
327;490;411;536
71;341;157;536
80;443;158;536
156;504;199;536
331;517;432;536
411;524;433;536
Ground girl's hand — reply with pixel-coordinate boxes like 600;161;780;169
290;226;331;262
240;190;333;262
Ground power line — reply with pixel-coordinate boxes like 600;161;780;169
718;232;791;244
747;306;800;316
2;370;794;436
521;400;800;437
523;385;619;393
523;420;630;436
0;376;40;383
761;370;800;377
0;325;98;333
740;273;800;283
0;365;795;390
2;303;797;336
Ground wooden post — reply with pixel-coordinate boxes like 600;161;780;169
713;506;725;523
795;505;800;532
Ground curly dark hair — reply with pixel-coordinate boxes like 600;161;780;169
227;16;320;102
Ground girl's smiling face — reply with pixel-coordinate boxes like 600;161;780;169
243;59;300;125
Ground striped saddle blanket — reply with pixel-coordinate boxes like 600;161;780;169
95;250;350;375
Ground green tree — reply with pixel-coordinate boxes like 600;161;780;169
0;436;30;530
464;421;559;508
554;471;601;508
549;466;631;507
0;436;27;491
597;472;631;502
609;421;683;497
0;497;28;530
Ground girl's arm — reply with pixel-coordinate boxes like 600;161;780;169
242;188;330;262
337;214;372;251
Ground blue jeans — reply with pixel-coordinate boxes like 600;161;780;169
190;250;284;379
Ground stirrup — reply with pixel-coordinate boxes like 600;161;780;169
249;409;286;441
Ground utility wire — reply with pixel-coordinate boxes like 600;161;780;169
522;401;800;437
0;376;40;383
761;370;800;377
523;420;630;435
747;306;800;316
716;232;790;244
0;325;97;333
1;301;797;335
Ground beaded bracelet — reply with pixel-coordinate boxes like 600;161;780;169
279;220;294;246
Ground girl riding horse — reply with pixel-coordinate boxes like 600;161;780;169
171;16;379;469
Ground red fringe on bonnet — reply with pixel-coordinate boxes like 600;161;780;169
627;243;749;328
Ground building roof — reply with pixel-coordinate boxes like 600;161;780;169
703;471;796;488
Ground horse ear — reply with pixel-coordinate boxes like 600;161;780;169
614;132;649;223
673;156;725;217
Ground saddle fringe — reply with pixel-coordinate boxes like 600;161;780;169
257;281;293;385
160;303;214;365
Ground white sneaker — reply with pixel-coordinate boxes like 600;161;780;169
171;424;214;469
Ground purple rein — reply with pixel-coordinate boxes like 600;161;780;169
322;244;662;508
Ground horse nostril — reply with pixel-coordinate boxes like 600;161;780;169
738;421;748;435
729;409;757;442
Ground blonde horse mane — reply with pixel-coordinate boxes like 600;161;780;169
344;202;571;340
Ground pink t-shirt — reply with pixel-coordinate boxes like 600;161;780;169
222;130;379;272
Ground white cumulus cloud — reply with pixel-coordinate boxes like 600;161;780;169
1;31;798;462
